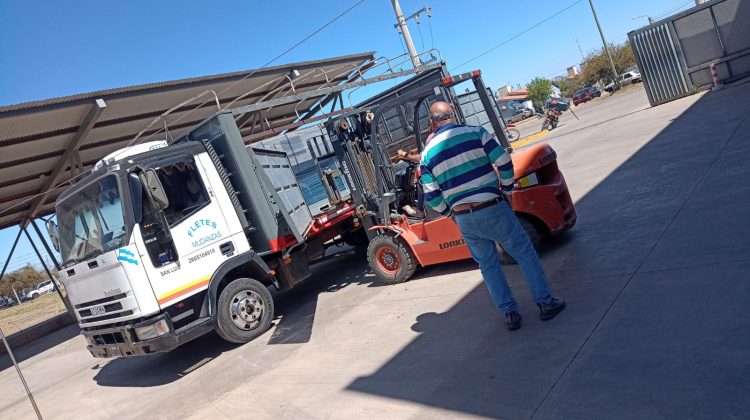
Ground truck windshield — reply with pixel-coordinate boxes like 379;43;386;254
57;175;129;266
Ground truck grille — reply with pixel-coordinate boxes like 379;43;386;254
76;292;137;325
74;293;127;309
82;310;135;323
78;302;123;317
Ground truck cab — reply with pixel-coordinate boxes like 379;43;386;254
51;112;345;358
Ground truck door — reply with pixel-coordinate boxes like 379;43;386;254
134;156;234;308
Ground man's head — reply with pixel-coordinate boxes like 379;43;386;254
428;101;455;131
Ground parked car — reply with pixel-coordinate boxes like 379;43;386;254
506;108;533;123
573;87;601;106
28;280;55;299
546;97;570;112
605;71;642;92
0;297;18;308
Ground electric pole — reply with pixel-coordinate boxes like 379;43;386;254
391;0;421;68
576;38;585;62
588;0;620;88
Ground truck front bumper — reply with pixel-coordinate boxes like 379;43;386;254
82;313;212;358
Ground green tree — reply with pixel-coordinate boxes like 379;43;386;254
526;77;552;110
0;264;51;298
580;42;636;86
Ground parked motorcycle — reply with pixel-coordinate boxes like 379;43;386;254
505;123;521;142
541;109;561;131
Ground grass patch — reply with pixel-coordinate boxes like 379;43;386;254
0;293;67;336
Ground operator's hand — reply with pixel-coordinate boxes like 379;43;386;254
396;149;408;159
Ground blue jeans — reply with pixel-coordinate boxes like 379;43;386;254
454;199;553;315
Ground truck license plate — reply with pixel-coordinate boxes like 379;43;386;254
90;305;106;316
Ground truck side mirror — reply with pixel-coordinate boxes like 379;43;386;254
46;220;60;252
139;169;169;210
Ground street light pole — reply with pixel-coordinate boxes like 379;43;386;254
391;0;422;68
588;0;620;88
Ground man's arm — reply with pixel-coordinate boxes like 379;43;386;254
420;164;450;216
479;128;514;197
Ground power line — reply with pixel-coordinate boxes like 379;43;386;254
416;17;426;52
134;0;368;146
451;0;585;71
426;0;434;50
653;1;693;20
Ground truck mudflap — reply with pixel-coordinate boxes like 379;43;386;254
83;313;213;358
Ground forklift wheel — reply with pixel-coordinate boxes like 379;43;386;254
498;217;542;265
367;235;417;284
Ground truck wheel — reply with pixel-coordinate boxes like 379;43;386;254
367;235;417;284
497;217;543;265
215;278;274;344
31;293;39;299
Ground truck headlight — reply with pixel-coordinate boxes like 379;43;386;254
514;173;540;189
134;319;170;341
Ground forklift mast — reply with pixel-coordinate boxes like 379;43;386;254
326;69;509;236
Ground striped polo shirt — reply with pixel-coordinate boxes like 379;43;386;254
420;124;514;215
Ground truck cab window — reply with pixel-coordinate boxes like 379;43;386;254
140;160;209;266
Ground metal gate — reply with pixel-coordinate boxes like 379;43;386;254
629;0;750;106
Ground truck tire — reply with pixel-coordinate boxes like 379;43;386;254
367;235;417;284
215;278;274;344
497;217;543;265
31;293;39;299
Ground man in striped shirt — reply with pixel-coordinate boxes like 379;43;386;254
420;101;565;330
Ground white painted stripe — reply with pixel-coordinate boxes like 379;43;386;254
431;148;488;176
441;171;499;197
171;309;195;323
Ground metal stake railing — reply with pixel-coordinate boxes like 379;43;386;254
0;326;43;419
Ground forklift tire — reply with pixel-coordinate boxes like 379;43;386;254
498;217;543;265
215;277;274;344
367;235;417;285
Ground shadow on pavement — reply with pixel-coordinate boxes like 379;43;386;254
94;248;375;386
0;323;79;372
347;84;750;418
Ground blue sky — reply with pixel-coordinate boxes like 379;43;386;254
0;0;696;269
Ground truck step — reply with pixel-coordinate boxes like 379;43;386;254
175;317;214;345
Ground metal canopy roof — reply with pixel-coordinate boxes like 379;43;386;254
0;51;375;230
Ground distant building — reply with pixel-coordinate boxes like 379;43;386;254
496;85;514;98
497;87;534;119
567;66;579;79
550;83;562;98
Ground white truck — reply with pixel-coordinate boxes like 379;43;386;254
48;111;361;358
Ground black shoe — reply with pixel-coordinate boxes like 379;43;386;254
538;297;566;321
505;311;522;330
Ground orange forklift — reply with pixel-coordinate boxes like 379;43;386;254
325;68;576;284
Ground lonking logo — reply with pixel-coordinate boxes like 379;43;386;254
438;239;465;250
187;218;222;248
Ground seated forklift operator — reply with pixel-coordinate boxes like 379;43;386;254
419;101;566;330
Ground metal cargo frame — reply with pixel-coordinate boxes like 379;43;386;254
629;0;750;106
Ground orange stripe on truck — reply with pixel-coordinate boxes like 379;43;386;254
157;276;211;305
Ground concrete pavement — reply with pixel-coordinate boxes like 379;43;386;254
1;81;749;419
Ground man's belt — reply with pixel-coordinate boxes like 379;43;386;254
452;197;503;215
